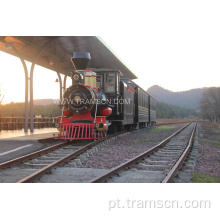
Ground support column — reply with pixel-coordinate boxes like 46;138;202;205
20;59;29;133
64;64;75;91
13;48;29;132
30;38;57;133
64;74;67;91
56;72;62;101
30;64;35;133
56;72;63;115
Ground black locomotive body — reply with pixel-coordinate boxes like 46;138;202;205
57;52;156;140
84;69;157;132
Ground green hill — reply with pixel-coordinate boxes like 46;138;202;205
147;85;207;109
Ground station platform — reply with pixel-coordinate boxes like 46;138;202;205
0;128;60;164
0;128;59;141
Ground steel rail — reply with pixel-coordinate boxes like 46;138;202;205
89;122;191;183
155;121;194;126
17;131;129;183
0;123;167;171
162;123;197;183
0;141;70;170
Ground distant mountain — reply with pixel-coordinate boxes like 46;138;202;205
147;85;208;109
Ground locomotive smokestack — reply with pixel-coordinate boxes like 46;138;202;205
71;52;91;70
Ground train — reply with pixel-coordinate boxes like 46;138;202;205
56;52;156;140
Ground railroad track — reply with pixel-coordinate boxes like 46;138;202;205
0;131;129;183
0;121;195;183
155;121;193;126
89;122;197;183
38;121;194;143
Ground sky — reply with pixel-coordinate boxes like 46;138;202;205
0;0;220;103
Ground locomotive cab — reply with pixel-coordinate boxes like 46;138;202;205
94;69;121;97
92;69;122;118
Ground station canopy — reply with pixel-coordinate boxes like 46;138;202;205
0;36;137;79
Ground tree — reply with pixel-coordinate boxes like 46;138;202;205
199;87;220;123
156;102;194;119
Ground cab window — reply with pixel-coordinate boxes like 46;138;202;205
105;73;115;92
96;75;103;89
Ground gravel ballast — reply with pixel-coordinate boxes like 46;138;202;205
78;123;188;169
194;122;220;177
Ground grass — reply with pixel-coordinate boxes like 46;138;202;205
212;129;220;134
156;119;191;125
151;126;175;132
192;172;220;183
202;133;220;148
200;122;220;147
208;139;220;147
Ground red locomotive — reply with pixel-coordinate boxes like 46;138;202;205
57;52;112;140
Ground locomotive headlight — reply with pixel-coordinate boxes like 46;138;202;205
95;123;105;132
71;72;83;84
73;74;79;81
73;95;81;104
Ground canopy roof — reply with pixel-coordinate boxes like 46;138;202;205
0;36;137;79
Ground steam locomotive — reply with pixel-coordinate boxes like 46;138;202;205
57;52;156;140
